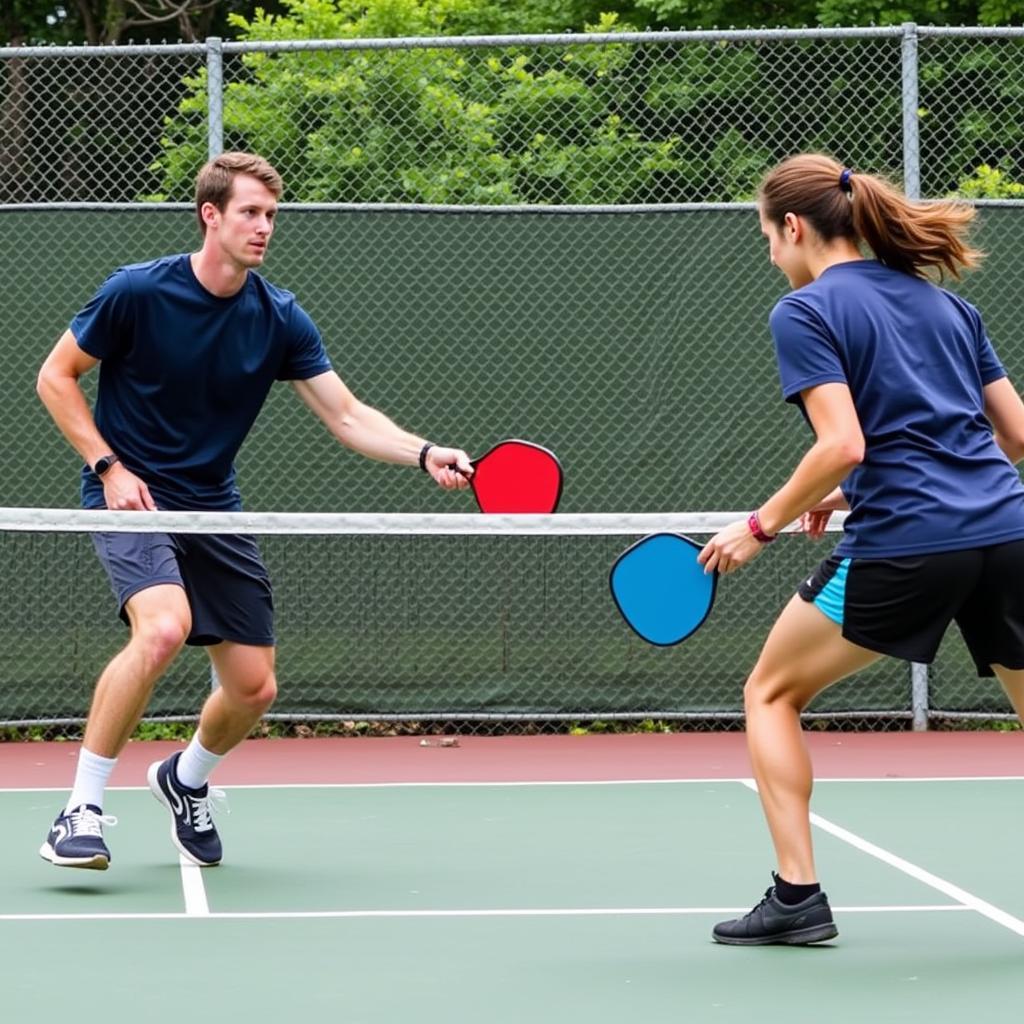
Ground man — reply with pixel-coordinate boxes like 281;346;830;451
36;151;472;871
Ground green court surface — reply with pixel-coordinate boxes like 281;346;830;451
2;780;1023;1023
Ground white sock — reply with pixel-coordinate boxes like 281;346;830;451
175;736;224;791
66;747;118;812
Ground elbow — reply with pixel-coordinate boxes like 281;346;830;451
329;413;360;449
843;439;866;468
37;363;71;412
36;366;54;405
824;437;865;473
1001;433;1024;464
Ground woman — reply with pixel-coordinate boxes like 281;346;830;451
698;153;1024;945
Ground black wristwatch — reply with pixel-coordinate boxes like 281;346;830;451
93;453;120;477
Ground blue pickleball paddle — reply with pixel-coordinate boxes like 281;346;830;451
609;533;717;646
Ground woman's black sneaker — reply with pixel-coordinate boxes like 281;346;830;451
713;876;839;946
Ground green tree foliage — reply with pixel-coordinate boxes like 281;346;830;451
3;2;77;44
152;0;677;202
141;0;1024;202
6;0;1023;46
633;2;817;26
956;163;1024;197
1;1;292;45
631;0;1023;26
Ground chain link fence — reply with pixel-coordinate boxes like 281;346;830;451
2;27;1024;732
5;27;1024;206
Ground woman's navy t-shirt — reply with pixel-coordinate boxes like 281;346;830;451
771;259;1024;557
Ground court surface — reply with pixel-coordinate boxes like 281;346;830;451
2;732;1023;1023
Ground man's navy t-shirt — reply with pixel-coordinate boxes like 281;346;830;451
771;259;1024;558
72;254;332;510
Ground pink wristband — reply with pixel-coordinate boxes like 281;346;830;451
747;510;777;544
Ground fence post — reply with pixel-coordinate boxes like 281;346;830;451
901;22;920;200
206;36;224;159
902;22;929;730
911;662;929;731
205;34;224;708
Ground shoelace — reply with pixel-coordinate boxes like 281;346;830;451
68;805;118;837
186;787;228;832
738;887;775;920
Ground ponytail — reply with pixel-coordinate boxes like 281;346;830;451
759;154;982;280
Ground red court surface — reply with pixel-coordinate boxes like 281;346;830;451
1;731;1022;787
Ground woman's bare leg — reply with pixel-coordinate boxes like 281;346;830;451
744;595;882;882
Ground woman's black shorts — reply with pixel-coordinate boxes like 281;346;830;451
798;539;1024;677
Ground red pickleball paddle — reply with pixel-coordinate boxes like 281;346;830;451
468;439;563;513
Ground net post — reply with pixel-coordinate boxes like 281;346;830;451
206;36;224;159
901;22;921;199
911;661;929;731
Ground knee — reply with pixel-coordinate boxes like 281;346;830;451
742;674;764;714
132;614;189;670
743;670;803;714
231;672;278;714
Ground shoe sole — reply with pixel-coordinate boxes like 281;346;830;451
146;761;221;868
38;842;109;871
713;922;839;946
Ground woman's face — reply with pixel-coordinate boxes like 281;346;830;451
758;207;814;289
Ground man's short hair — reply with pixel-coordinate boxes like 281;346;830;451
194;152;283;234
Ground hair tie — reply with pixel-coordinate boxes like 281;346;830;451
839;168;854;194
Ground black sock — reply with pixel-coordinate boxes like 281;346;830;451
773;872;821;906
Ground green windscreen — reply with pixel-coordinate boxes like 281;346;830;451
1;206;1020;724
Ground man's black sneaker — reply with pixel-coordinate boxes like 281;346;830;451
147;752;224;867
39;804;117;870
713;877;839;946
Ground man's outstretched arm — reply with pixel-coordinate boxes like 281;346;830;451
291;370;472;488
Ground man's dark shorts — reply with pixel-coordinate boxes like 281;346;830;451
798;539;1024;677
91;531;275;646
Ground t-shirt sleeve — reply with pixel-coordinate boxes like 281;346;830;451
70;268;135;359
971;308;1006;385
769;296;848;403
277;303;333;381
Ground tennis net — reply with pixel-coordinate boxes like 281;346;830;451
0;507;961;734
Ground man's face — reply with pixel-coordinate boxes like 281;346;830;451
203;174;278;268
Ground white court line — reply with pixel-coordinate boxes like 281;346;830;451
808;776;1024;784
2;776;1023;794
740;779;1024;938
178;854;209;916
1;780;749;793
0;904;968;923
205;776;1024;789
